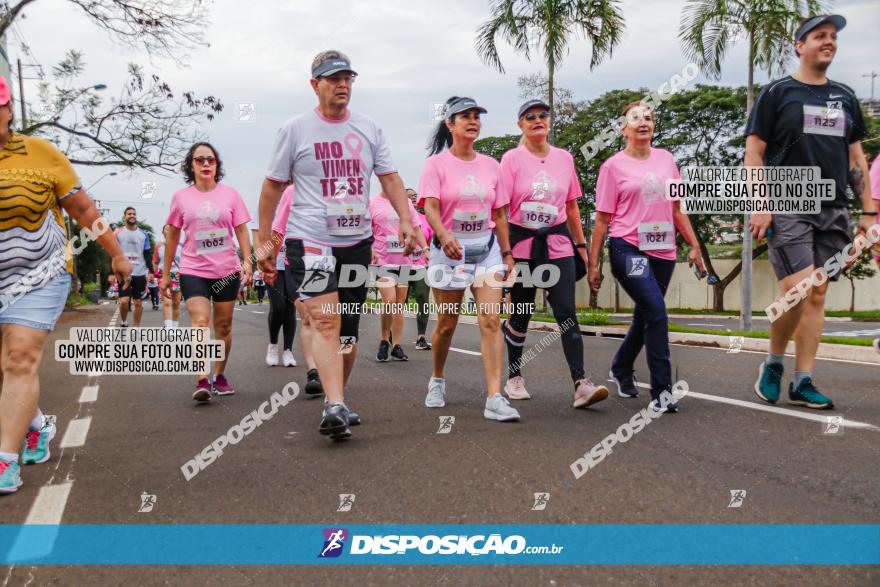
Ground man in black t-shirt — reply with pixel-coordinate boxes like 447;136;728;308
746;14;877;409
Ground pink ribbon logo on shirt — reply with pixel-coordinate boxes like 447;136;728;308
343;133;367;174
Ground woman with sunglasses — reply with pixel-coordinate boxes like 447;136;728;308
588;102;703;412
163;143;252;402
500;100;608;408
419;96;519;422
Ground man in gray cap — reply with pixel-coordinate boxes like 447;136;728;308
257;50;417;441
747;14;876;409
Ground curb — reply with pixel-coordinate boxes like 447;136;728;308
609;313;853;322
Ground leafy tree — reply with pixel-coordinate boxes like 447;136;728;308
476;0;625;142
842;250;876;312
25;50;222;173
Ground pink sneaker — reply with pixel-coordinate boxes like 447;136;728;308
193;378;212;403
573;378;608;408
504;376;531;400
212;374;235;396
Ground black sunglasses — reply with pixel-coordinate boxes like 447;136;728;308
523;111;550;121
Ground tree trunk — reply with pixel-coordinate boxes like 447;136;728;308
547;63;555;144
850;278;855;312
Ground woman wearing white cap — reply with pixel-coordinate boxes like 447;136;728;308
500;99;608;408
418;96;520;422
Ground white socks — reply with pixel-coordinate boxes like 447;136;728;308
29;409;45;431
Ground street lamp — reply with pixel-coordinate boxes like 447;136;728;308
86;171;118;192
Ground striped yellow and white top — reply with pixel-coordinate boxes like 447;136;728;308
0;133;81;296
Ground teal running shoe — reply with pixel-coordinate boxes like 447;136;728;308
788;377;834;410
754;362;784;404
22;417;56;465
0;458;22;494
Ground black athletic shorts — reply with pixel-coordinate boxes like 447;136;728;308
119;275;147;299
179;273;241;302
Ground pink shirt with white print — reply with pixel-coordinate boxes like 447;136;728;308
369;195;423;266
272;185;294;270
417;150;507;239
595;147;680;260
166;183;252;279
500;145;581;259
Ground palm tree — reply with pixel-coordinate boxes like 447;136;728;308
679;0;824;329
475;0;625;142
679;0;825;115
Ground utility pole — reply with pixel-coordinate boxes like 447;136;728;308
863;70;878;102
16;58;25;129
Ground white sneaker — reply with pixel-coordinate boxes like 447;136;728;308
484;393;520;422
874;338;880;355
266;343;280;367
425;377;446;408
282;349;297;367
504;376;530;400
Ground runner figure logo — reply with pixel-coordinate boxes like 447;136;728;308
138;492;156;513
728;489;746;508
727;336;744;354
436;416;455;434
628;257;648;277
318;528;349;558
826;100;842;120
196;201;220;226
338;336;356;355
531;492;550;511
337;494;356;512
531;171;554;201
823;415;843;435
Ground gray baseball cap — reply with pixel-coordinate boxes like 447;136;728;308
312;56;358;78
517;99;550;118
444;97;487;119
795;14;846;41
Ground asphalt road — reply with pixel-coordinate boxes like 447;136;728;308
610;314;880;338
2;300;879;586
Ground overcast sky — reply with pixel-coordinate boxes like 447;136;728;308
12;0;880;233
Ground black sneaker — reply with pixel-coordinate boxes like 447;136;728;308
320;403;351;440
390;344;408;361
650;387;678;414
305;369;324;396
609;370;638;398
377;340;390;362
415;337;432;351
325;399;361;426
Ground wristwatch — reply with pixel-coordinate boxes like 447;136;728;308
502;250;513;258
575;243;587;249
860;211;878;216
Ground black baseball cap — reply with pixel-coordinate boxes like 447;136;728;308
795;14;846;42
517;99;550;118
312;56;358;78
444;97;487;118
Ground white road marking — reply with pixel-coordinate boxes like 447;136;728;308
23;482;73;524
78;385;99;403
629;381;878;431
59;417;92;448
825;328;880;338
450;347;481;356
251;310;266;314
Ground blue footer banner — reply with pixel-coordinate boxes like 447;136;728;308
2;524;878;565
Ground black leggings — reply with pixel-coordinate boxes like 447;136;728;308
505;255;583;382
268;270;296;350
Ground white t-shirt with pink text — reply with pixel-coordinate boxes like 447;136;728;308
417;150;507;239
500;145;581;259
595;148;680;260
166;183;252;279
265;108;396;247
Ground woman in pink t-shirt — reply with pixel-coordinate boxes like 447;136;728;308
500;99;608;409
369;191;428;362
417;96;519;423
163;142;253;402
589;102;703;412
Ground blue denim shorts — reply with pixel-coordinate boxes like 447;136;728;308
0;272;71;331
